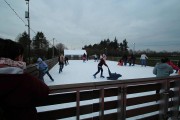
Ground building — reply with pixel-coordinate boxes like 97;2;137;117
64;49;87;60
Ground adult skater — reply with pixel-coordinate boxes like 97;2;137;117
93;54;108;78
64;56;69;66
58;54;64;73
82;53;86;62
36;57;54;82
140;53;148;67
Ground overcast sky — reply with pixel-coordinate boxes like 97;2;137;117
1;0;180;52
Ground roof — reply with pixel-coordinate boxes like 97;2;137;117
64;50;87;56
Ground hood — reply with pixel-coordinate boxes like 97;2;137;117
37;58;42;62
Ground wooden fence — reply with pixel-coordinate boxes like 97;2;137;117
36;76;180;120
25;58;180;120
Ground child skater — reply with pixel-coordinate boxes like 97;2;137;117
93;54;108;78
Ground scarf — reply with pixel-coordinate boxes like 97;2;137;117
0;58;26;69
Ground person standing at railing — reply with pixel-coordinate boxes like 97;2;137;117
153;57;173;77
36;57;54;82
0;39;49;120
140;53;148;67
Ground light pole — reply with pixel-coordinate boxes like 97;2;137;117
52;38;55;58
25;0;30;64
133;43;135;54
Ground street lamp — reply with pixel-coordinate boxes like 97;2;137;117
25;0;31;64
133;43;135;54
52;38;55;58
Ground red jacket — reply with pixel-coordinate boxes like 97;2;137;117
167;61;179;70
0;73;49;120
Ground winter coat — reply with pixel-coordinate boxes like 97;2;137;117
153;63;173;77
36;58;48;73
167;61;179;71
58;55;64;65
140;54;148;60
98;58;108;67
0;73;49;120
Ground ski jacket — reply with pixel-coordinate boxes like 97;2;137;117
36;58;48;73
153;63;173;77
140;54;148;60
167;61;179;71
0;73;49;120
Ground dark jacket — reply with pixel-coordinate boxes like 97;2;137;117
98;58;108;67
0;73;49;120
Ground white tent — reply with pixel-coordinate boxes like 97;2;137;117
64;50;87;58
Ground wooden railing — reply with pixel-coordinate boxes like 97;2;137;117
36;75;180;120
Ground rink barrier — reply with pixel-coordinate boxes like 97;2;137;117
25;57;58;78
36;75;180;120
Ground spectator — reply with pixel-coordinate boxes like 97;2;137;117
140;53;148;67
0;39;49;120
153;57;174;95
36;57;54;82
93;54;108;78
153;57;173;77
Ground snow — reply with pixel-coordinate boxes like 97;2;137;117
44;60;176;85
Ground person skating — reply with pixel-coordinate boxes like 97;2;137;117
58;54;64;73
93;54;108;78
36;57;54;82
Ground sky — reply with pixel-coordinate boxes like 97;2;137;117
1;0;180;52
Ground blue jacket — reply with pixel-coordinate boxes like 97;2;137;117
153;63;173;77
36;58;48;73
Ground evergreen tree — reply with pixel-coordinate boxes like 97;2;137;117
16;31;31;63
32;32;49;59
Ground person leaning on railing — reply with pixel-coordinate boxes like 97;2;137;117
153;57;174;94
0;39;49;120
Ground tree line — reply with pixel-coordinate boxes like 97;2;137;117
1;31;66;64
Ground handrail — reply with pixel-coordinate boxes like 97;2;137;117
37;75;180;120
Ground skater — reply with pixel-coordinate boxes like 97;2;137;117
140;53;148;67
64;56;69;66
93;54;108;78
117;58;123;66
58;54;64;73
122;54;127;66
36;57;54;82
82;53;86;62
0;39;49;120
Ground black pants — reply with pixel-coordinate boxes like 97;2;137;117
59;63;64;73
39;71;54;82
94;66;103;77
